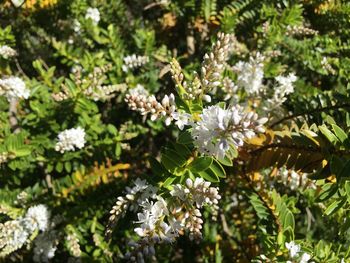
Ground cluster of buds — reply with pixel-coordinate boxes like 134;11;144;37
170;177;221;239
264;50;282;58
66;232;81;258
279;169;316;191
125;90;176;126
0;220;28;257
105;179;157;239
0;45;17;59
200;32;233;92
53;64;125;102
222;77;239;101
106;178;220;262
286;25;318;36
321;57;336;75
262;21;270;36
170;59;206;102
84;83;127;101
122;55;150;72
0;152;10;164
0;205;50;258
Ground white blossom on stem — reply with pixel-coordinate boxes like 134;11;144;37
0;76;30;101
192;105;267;159
285;241;301;258
23;204;50;232
122;55;149;72
55;127;86;153
85;7;100;25
0;45;17;59
233;53;265;95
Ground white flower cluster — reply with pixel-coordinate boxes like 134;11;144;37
170;177;221;239
122;54;150;72
73;19;81;33
107;177;220;262
0;45;17;59
106;178;158;239
274;73;297;99
24;205;50;232
285;25;318;36
279;169;315;191
125;90;191;130
285;241;312;263
321;57;336;75
66;232;82;258
261;73;297;111
85;7;100;25
0;76;30;101
233;53;265;95
222;77;239;101
200;32;234;92
0;205;50;257
192;105;267;159
55;127;86;153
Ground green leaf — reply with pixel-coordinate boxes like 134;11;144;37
319;125;339;145
150;157;168;177
64;162;72;173
107;124;118;135
332;124;348;144
172;142;192;159
345;181;350;201
115;143;122;159
162;177;176;188
177;131;193;145
209;160;226;178
283;211;295;230
163;148;187;166
316;183;338;202
339;160;350;179
188;157;213;173
56;162;63;173
324;198;346;216
218;155;233;166
12;148;31;157
199;169;219;182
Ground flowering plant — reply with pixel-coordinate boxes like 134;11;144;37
1;0;350;262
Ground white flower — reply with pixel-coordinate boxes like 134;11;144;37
192;105;267;159
85;7;100;25
73;19;81;33
55;127;86;153
24;205;50;232
171;112;192;130
0;220;29;250
275;73;297;98
233;53;265;95
170;185;188;200
300;253;311;263
128;84;149;97
0;76;30;101
285;241;301;258
122;54;149;72
0;45;17;59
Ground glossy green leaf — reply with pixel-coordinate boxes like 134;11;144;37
188;157;213;173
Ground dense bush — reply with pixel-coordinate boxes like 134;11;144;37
1;0;350;262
